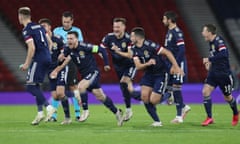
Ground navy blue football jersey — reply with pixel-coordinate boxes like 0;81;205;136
208;35;231;75
64;42;99;76
101;32;133;67
131;40;167;75
22;22;51;62
164;27;186;63
50;34;64;68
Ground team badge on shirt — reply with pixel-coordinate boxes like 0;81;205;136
79;51;85;58
122;42;127;49
52;42;58;50
144;50;150;58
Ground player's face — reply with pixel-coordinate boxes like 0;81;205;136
67;34;78;49
18;14;23;25
62;17;73;30
130;32;137;44
202;27;211;41
40;23;51;33
113;22;125;38
162;16;169;27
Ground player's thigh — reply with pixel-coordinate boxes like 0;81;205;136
141;86;152;103
56;85;65;99
202;84;215;96
78;79;91;92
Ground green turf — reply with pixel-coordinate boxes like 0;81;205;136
0;104;239;144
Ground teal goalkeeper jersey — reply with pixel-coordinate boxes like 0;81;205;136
53;26;83;43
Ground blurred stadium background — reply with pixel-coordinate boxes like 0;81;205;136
0;0;239;94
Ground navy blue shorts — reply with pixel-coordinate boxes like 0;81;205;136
49;66;68;91
140;73;168;94
205;73;233;96
84;70;101;91
27;61;50;83
114;66;137;80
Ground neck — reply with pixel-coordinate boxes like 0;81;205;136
73;42;79;48
168;23;177;30
209;34;217;42
23;19;31;27
48;31;52;37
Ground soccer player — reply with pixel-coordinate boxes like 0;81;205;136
162;11;191;123
18;7;56;125
52;11;83;121
50;31;124;126
201;24;239;126
100;18;141;121
39;18;72;124
127;27;184;126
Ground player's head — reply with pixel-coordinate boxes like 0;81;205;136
18;7;31;25
67;31;79;49
162;11;177;27
113;17;126;38
62;11;74;30
39;18;52;33
130;27;145;45
202;24;217;41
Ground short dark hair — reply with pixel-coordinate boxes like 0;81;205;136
204;24;217;34
62;11;74;19
67;31;79;38
113;17;126;25
18;7;31;16
163;11;177;23
131;27;145;39
38;18;51;25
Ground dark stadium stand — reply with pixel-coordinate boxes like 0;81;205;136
0;0;206;87
0;59;23;91
208;0;240;62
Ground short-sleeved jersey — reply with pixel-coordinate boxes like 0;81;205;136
22;22;51;62
101;32;133;67
53;26;83;43
63;42;98;76
208;35;231;75
131;40;167;75
50;34;64;68
164;27;186;63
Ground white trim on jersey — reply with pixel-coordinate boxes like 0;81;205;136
177;41;185;46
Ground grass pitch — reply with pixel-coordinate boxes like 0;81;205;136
0;104;239;144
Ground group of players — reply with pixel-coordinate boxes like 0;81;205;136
18;6;239;127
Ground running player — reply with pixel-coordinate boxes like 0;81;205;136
50;31;124;126
39;18;72;124
18;7;56;125
52;11;82;121
100;18;141;122
124;27;184;126
201;24;239;126
162;11;191;123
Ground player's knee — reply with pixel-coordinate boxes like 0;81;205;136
78;85;87;93
224;94;232;102
95;93;105;101
202;88;210;96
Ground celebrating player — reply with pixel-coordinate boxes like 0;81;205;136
18;7;56;125
201;24;239;126
50;31;124;126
